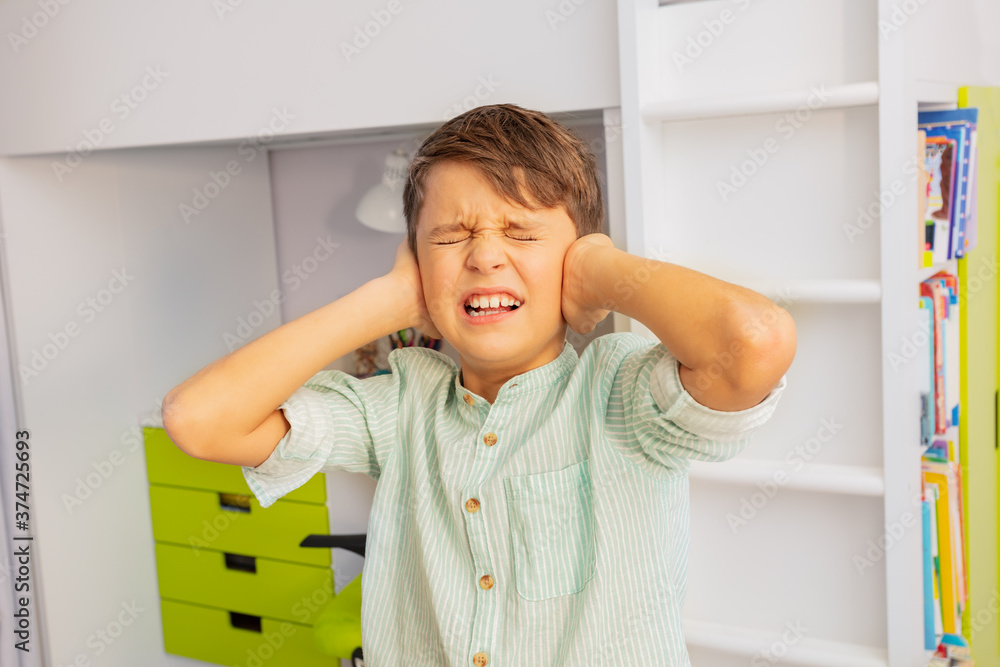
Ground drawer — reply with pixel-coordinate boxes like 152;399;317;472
143;426;326;504
160;598;333;667
149;484;331;567
155;542;333;625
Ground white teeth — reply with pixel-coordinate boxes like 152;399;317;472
466;294;521;317
464;293;522;310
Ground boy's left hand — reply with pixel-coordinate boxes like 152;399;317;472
562;232;616;335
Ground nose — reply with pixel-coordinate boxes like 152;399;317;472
466;232;507;273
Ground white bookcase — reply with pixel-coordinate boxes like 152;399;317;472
614;1;997;665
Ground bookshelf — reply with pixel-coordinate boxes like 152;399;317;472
615;1;998;665
954;86;1000;658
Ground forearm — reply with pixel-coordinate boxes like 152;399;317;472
162;275;412;457
587;245;793;403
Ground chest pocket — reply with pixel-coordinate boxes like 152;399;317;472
504;459;596;601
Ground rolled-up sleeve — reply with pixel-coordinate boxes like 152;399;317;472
241;365;400;508
611;337;787;472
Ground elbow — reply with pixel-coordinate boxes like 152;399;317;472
732;306;796;396
161;391;208;460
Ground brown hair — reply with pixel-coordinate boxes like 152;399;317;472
402;103;605;254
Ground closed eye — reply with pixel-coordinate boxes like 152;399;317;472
435;234;537;244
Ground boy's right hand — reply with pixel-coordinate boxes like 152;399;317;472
388;240;443;340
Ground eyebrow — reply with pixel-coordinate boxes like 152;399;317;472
427;218;541;240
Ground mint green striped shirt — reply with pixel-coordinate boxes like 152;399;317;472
242;332;787;666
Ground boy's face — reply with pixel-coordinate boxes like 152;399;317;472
415;160;578;377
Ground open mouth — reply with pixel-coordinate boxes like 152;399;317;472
463;294;522;318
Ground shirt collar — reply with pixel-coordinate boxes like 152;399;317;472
453;339;579;404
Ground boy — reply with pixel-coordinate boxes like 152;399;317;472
162;104;794;666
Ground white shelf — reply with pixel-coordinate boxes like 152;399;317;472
684;619;889;667
688;459;885;496
736;279;882;305
914;80;960;108
642;81;880;123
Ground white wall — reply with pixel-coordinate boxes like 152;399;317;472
0;145;281;666
0;0;620;157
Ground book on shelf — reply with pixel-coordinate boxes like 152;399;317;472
918;274;960;438
918;109;979;265
918;268;966;648
921;495;936;650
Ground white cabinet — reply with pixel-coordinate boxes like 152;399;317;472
0;0;620;156
615;1;1000;665
0;5;622;666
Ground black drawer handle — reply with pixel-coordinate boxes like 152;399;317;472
229;611;261;633
224;552;256;574
219;492;251;513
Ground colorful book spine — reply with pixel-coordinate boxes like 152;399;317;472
922;498;936;649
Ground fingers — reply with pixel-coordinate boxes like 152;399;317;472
568;307;610;336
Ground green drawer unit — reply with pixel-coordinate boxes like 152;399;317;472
160;598;333;667
143;426;326;503
149;484;331;567
155;542;333;625
143;425;336;665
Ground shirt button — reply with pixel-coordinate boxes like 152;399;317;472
463;393;475;405
479;574;495;590
465;498;480;513
483;432;497;447
472;652;489;666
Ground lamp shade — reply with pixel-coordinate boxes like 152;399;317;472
356;151;410;233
